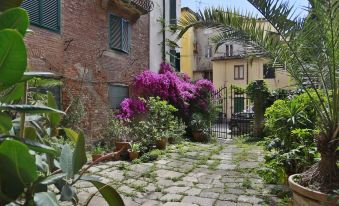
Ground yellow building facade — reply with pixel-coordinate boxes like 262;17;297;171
179;8;196;79
212;57;291;89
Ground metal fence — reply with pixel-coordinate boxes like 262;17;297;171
210;85;254;139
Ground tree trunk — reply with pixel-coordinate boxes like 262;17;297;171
253;92;264;137
300;132;339;193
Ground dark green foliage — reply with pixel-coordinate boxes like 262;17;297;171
259;93;319;184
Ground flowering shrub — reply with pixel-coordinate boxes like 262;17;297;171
115;63;217;141
132;63;215;119
116;98;147;119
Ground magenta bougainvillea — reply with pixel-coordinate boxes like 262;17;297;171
116;63;215;120
116;98;147;119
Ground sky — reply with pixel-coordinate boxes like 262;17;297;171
181;0;310;18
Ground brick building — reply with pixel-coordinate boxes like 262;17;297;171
22;0;153;141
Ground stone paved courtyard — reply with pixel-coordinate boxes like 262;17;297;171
75;139;288;206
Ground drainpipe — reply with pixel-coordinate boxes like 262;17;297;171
162;0;166;61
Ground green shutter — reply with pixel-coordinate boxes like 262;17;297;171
21;0;40;25
21;0;60;32
41;0;60;31
109;14;130;53
234;97;244;113
109;15;122;50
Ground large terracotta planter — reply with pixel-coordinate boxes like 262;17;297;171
155;137;168;150
288;174;338;206
128;149;139;161
192;131;205;142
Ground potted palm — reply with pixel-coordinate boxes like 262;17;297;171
178;1;338;205
128;143;140;160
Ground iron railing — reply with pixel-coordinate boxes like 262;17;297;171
131;0;154;13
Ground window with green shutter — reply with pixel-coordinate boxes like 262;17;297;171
21;0;60;32
109;14;131;53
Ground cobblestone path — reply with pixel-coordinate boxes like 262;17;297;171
75;139;287;206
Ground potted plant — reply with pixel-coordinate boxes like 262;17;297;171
155;136;168;150
91;146;106;162
106;117;132;159
190;113;208;142
178;2;339;205
128;143;140;160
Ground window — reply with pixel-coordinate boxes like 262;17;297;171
169;0;177;25
226;44;233;56
109;14;130;53
169;49;180;72
21;0;60;32
263;64;276;79
234;65;244;80
108;85;129;109
205;45;212;58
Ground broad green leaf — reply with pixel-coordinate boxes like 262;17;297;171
34;192;60;206
47;92;61;128
40;173;66;185
0;8;29;36
24;126;38;140
0;105;66;114
0;112;12;133
0;83;24;103
0;29;27;87
24;139;58;156
80;176;125;206
63;128;79;142
60;144;73;179
60;184;75;201
0;139;38;200
73;132;87;173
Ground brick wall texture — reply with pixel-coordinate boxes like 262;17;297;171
24;0;150;142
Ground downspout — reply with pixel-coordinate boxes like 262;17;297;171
162;0;166;61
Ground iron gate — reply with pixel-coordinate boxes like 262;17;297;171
210;85;253;139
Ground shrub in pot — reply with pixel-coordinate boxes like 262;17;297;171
178;1;339;205
91;146;106;162
128;143;140;160
190;113;209;142
105;117;133;159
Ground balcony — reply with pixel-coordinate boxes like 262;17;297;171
130;0;154;14
102;0;154;22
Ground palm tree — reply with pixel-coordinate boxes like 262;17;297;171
178;0;338;193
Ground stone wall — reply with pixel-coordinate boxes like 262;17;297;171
24;0;150;142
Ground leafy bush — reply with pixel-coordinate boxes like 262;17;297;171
259;92;319;184
105;116;134;142
139;149;165;162
132;97;186;151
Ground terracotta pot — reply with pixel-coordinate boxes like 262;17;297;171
114;141;131;160
92;154;104;162
288;174;338;206
155;137;168;150
128;149;139;161
192;131;205;142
